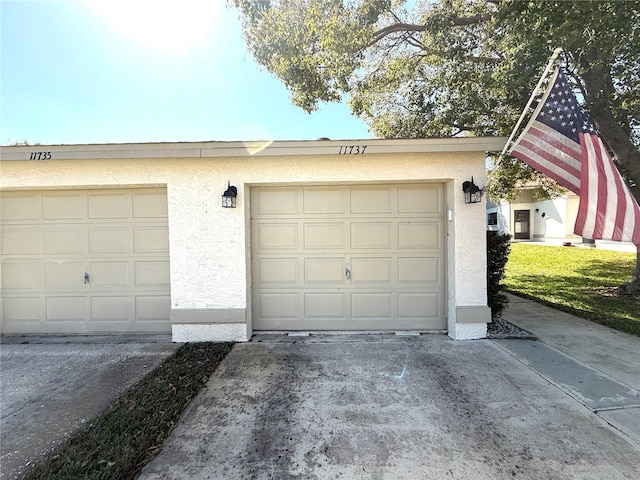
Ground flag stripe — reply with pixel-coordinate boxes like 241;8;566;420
528;124;582;164
517;138;581;187
600;137;627;240
511;146;581;193
592;135;609;238
621;177;640;242
511;121;582;193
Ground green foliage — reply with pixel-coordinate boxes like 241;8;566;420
23;342;233;480
232;0;640;200
234;0;390;111
504;244;640;336
486;155;566;202
487;231;511;318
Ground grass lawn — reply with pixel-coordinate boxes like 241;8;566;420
503;243;639;336
23;341;233;480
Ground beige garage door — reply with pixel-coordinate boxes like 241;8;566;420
252;184;445;331
1;188;170;334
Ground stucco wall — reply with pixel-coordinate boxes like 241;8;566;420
1;139;504;339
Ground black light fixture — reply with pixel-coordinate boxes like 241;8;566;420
462;176;484;204
222;182;238;208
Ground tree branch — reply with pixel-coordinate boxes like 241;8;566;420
369;14;492;47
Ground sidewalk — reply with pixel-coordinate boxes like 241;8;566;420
495;293;640;445
517;238;637;253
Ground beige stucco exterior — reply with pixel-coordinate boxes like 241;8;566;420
1;138;507;341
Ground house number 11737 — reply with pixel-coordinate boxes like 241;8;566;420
338;145;367;155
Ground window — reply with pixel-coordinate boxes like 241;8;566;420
488;212;498;226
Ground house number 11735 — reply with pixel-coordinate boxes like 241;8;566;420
29;152;52;160
338;145;367;155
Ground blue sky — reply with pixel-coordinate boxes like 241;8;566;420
1;0;372;145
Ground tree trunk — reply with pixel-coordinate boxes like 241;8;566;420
615;247;640;296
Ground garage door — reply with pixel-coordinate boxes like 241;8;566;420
1;188;170;334
251;184;445;331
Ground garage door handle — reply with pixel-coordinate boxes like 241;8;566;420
84;272;90;284
345;267;351;280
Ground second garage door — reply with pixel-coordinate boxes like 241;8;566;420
251;184;446;331
1;188;171;334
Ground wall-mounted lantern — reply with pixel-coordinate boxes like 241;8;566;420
222;182;238;208
462;177;484;204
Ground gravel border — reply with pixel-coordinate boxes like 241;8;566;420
487;317;537;339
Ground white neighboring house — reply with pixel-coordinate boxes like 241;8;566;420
487;186;581;243
487;186;636;254
1;137;507;342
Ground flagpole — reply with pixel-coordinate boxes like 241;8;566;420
499;47;564;158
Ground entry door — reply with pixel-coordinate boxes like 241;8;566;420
251;185;446;331
514;210;530;240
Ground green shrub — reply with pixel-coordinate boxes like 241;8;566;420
487;231;511;318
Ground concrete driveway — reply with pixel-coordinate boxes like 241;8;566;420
0;335;179;480
139;335;640;480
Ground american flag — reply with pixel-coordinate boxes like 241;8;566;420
509;67;640;244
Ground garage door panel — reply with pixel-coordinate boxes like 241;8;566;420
351;223;392;249
90;262;129;286
351;293;392;319
133;193;168;218
1;195;39;221
258;293;299;319
398;257;441;284
2;227;41;255
304;293;345;318
2;262;44;289
136;295;171;321
398;293;440;319
44;227;85;255
254;222;299;250
135;261;170;287
3;297;42;322
351;187;392;214
46;296;85;321
91;296;130;321
45;262;85;288
398;221;442;249
350;257;392;285
89;227;128;253
89;194;127;219
398;185;442;214
134;226;169;253
304;258;345;284
257;258;299;285
43;194;85;220
303;188;346;214
253;189;298;216
303;223;345;249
